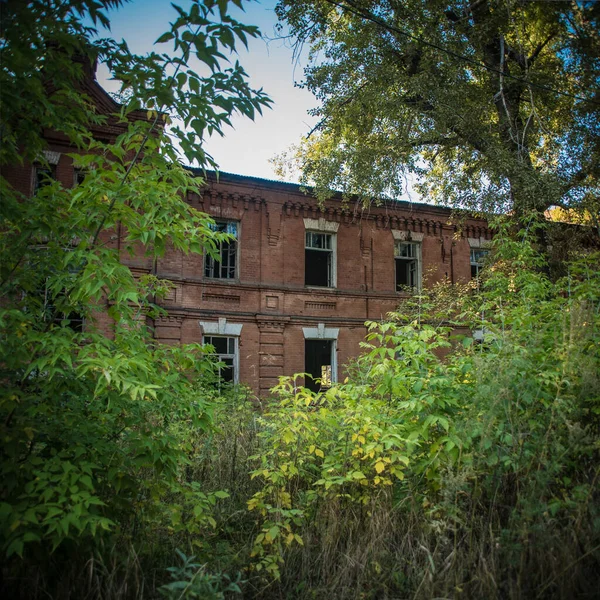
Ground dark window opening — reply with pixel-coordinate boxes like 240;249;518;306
29;248;85;332
305;231;333;287
305;339;333;392
395;242;419;290
204;335;236;383
34;166;56;193
205;221;238;279
74;169;86;186
34;284;85;332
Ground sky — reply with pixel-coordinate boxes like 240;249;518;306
96;0;318;183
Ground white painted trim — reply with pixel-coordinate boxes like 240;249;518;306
330;339;338;384
468;236;491;249
42;150;61;165
394;240;423;291
303;217;339;233
303;328;339;385
305;229;337;288
199;317;243;336
392;230;424;242
302;323;339;340
202;334;240;385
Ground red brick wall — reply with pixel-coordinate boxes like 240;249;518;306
148;172;491;396
2;67;491;397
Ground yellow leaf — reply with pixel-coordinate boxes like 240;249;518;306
315;448;324;458
375;461;385;474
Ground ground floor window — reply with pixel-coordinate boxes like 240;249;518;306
304;339;334;392
204;335;237;383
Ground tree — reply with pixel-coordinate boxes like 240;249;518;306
275;0;600;224
0;0;270;562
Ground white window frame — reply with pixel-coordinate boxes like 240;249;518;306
204;220;239;281
203;335;239;384
305;231;337;288
395;241;422;291
199;319;243;385
470;248;489;280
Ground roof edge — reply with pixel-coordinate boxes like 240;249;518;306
187;168;482;220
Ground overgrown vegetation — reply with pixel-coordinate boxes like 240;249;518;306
3;217;598;598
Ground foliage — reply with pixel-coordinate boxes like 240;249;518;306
0;0;269;575
274;0;600;222
159;549;243;600
239;223;600;597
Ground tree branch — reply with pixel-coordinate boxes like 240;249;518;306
529;31;559;67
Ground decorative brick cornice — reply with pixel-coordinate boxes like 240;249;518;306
155;316;183;325
196;189;267;212
203;293;241;305
256;314;290;331
305;301;336;310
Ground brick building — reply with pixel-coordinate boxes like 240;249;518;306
5;67;492;397
138;171;492;396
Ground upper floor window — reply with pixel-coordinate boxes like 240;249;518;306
470;248;488;279
305;231;336;288
205;221;238;280
395;241;421;291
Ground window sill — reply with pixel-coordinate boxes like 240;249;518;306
204;277;239;284
305;285;337;291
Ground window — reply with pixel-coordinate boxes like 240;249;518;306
33;165;56;193
27;247;85;332
40;285;85;332
395;241;421;291
305;231;335;287
205;221;238;279
204;335;238;383
74;169;86;186
470;248;488;279
304;339;334;392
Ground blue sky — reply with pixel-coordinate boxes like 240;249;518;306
97;0;318;182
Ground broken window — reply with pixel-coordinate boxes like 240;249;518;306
395;241;421;291
470;248;488;280
304;339;334;392
305;231;335;287
205;221;238;279
204;335;237;383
